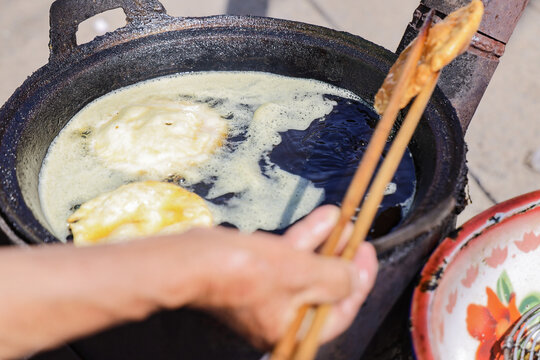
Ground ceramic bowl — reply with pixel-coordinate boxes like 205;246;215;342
411;190;540;360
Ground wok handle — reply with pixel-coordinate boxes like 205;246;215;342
49;0;168;59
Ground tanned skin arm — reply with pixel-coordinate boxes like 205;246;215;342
0;205;378;359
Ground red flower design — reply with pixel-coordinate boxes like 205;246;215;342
462;264;479;288
485;246;508;268
447;289;457;314
515;231;540;253
466;287;521;360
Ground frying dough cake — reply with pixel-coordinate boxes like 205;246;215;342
92;100;227;178
423;0;484;72
374;0;483;114
68;181;213;246
372;40;433;113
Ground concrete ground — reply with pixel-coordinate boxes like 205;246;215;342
1;0;539;225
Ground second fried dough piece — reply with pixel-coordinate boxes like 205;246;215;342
68;181;213;246
374;0;484;115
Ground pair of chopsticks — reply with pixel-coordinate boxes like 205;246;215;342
271;11;439;360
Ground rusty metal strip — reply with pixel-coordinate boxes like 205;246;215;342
422;0;530;43
398;0;528;131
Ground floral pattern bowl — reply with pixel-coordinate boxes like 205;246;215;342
411;190;540;360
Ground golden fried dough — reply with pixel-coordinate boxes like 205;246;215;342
373;40;433;115
374;0;484;115
68;181;213;246
92;100;227;178
425;0;484;71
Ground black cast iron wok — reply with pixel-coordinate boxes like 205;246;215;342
0;0;466;358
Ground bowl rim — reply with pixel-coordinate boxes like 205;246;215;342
411;189;540;360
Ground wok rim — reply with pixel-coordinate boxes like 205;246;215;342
0;14;465;255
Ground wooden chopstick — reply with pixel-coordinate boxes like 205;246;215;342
291;71;441;360
342;71;441;260
270;305;310;360
318;12;433;259
269;13;433;360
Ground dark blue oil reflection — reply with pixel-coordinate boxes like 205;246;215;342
268;95;416;238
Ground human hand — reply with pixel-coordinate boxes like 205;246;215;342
0;205;377;359
185;205;378;349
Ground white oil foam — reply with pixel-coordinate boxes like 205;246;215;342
39;71;362;241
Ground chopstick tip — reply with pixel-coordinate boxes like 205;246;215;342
419;9;435;35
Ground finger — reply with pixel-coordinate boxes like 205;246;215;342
298;242;377;305
319;242;378;343
294;256;358;307
333;221;354;255
283;205;340;251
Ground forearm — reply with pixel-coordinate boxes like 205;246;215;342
0;211;378;358
0;238;206;359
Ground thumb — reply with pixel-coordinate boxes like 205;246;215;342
283;205;340;251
